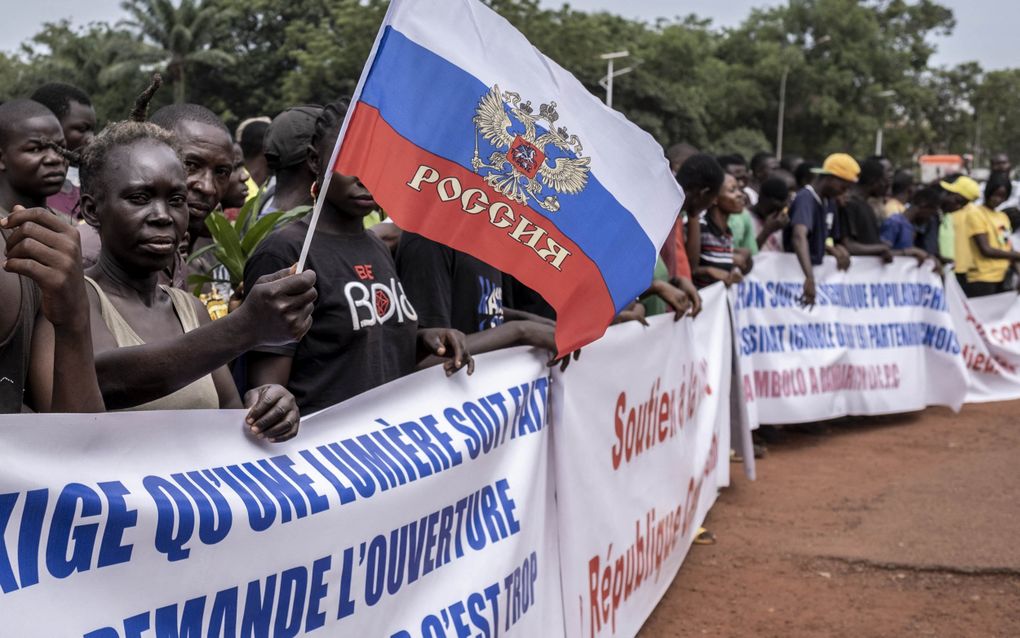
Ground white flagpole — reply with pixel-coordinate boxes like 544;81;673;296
295;0;402;273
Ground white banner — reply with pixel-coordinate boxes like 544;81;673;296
551;284;734;638
945;275;1020;403
0;349;562;637
733;254;968;424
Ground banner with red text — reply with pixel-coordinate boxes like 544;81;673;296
945;276;1020;403
551;284;733;638
0;349;562;637
733;254;968;424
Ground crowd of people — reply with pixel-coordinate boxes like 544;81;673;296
663;144;1020;306
2;76;1016;438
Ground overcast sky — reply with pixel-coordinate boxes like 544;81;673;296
2;0;1015;70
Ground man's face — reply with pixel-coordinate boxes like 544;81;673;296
0;114;67;203
880;158;894;185
174;119;233;237
755;157;779;182
60;100;96;152
725;164;749;190
992;154;1011;174
818;176;851;199
940;191;967;214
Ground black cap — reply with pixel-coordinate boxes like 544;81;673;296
263;105;323;170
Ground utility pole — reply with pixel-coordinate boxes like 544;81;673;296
599;51;631;109
875;90;896;156
776;66;789;160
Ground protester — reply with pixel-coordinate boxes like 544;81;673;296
746;151;779;206
940;174;982;289
784;153;855;306
794;160;818;190
0;99;69;215
679;154;726;290
750;175;793;252
236;116;271;189
31;83;97;219
884;169;915;217
259;105;321;215
962;173;1020;296
77;118;309;440
245;99;472;413
838;157;894;262
882;187;941;257
660;142;701;315
719;154;757;255
223;143;251;214
0;99;103;413
694;173;747;288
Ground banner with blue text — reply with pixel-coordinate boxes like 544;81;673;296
733;254;968;424
0;349;562;637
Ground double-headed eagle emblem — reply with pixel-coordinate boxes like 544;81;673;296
471;85;591;213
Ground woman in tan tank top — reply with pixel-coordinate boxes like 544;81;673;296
76;120;301;442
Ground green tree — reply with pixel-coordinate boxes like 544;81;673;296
973;69;1020;167
118;0;235;103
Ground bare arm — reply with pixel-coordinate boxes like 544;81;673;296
973;233;1020;260
502;307;555;326
684;213;701;275
792;225;817;307
4;207;103;413
94;268;315;409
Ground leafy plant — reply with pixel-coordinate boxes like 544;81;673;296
186;188;310;295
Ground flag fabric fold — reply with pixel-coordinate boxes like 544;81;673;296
332;0;684;353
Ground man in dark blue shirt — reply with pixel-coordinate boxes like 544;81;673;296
783;153;857;306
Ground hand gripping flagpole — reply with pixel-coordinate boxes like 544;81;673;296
295;1;401;273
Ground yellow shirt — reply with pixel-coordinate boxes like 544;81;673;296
966;205;1012;283
950;204;979;275
884;198;906;217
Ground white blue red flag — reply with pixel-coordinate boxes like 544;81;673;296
330;0;684;353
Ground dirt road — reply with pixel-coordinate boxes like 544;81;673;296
642;402;1020;637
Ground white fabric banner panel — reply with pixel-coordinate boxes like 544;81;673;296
733;254;968;424
551;284;732;638
0;349;563;637
945;276;1020;403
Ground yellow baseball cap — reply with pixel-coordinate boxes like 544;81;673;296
939;176;981;202
811;153;861;183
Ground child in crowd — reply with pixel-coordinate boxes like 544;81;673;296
245;99;472;413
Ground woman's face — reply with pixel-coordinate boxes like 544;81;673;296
716;174;746;214
87;140;189;273
986;185;1009;210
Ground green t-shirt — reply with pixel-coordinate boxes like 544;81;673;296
728;209;758;255
938;212;955;262
641;257;670;316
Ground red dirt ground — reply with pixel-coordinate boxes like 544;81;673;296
641;402;1020;638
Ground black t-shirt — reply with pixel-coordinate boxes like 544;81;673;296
395;232;504;335
244;221;419;412
839;195;882;245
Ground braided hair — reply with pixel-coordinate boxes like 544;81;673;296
79;75;182;200
310;98;350;186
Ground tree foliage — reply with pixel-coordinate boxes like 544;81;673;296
4;0;1013;167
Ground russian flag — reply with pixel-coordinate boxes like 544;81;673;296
328;0;684;354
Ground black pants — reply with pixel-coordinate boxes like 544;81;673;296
963;280;1006;297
